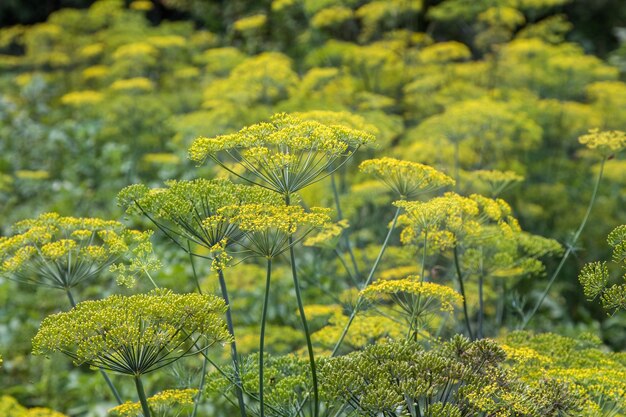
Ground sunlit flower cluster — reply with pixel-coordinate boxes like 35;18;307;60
579;128;626;157
0;213;156;289
189;112;375;194
33;289;231;375
359;157;455;199
221;204;332;258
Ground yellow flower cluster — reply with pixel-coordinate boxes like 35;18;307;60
579;128;626;156
59;90;104;106
141;152;181;165
223;205;331;235
505;331;626;416
112;42;157;60
360;157;454;199
119;179;282;259
468;169;524;196
189;112;375;193
218;204;332;258
478;7;525;29
15;170;49;180
361;277;463;313
419;41;472;63
233;14;267;32
0;213;155;289
82;65;109;80
110;77;153;92
109;389;197;417
0;396;68;417
303;219;348;248
378;265;421;281
33;289;231;375
311;6;353;29
396;192;519;250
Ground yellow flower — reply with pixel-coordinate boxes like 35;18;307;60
60;90;104;106
360;157;454;199
233;14;267;32
579;128;626;157
110;77;154;92
361;277;463;313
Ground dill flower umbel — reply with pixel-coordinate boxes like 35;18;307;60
579;224;626;312
32;289;231;375
189;112;375;194
359;157;454;199
0;213;157;289
118;179;282;255
466;169;524;196
579;128;626;157
220;204;332;258
361;276;463;313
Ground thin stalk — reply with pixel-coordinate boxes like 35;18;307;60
332;206;401;356
188;242;202;294
134;375;151;417
453;246;474;340
521;157;606;329
285;194;319;417
191;355;208;417
477;251;484;340
260;258;272;417
407;232;429;340
218;269;247;417
330;173;360;279
334;248;358;286
144;269;158;289
65;288;123;405
289;241;319;417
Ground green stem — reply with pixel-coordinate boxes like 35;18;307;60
218;269;247;417
477;247;484;339
453;246;474;340
260;258;272;417
191;355;208;417
521;157;606;329
332;205;401;356
408;232;428;340
285;193;319;417
188;241;202;294
65;288;123;405
331;173;361;279
289;241;319;417
334;248;358;286
134;375;151;417
144;269;158;289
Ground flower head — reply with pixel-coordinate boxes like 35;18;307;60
579;128;626;157
109;389;197;417
360;157;454;199
219;204;332;258
189;113;375;194
0;213;157;289
118;179;282;252
32;289;231;375
361;277;463;314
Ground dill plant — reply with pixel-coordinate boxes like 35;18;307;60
395;192;560;338
217;203;331;417
118;178;282;417
32;289;231;417
523;129;626;327
189;112;374;417
0;212;159;404
332;158;454;353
